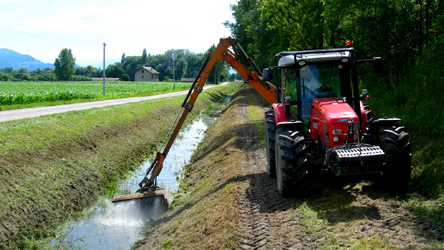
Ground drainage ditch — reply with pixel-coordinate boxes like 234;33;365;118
48;96;231;249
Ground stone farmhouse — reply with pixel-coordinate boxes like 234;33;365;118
134;67;160;82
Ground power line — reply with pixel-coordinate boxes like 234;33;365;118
0;26;98;45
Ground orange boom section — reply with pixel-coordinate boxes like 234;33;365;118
135;37;277;193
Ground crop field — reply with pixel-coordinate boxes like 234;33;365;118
0;81;193;106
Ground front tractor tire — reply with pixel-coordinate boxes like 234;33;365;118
375;124;412;194
265;110;277;178
275;128;309;197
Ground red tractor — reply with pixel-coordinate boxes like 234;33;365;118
263;46;412;196
127;38;411;202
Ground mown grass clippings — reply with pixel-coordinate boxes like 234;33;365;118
350;237;394;250
294;201;326;238
246;94;267;148
161;239;172;250
0;83;234;249
404;194;444;229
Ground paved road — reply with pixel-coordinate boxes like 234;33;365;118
0;82;228;123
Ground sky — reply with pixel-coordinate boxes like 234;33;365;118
0;0;238;68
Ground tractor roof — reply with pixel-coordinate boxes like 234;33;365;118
276;48;353;67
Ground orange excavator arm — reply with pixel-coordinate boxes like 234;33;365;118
138;37;277;191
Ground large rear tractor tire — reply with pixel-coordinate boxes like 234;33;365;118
265;110;277;178
375;124;412;194
275;128;309;197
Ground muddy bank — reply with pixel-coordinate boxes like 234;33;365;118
0;84;235;249
133;84;444;249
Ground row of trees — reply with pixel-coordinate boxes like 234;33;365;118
109;45;230;83
226;0;443;71
1;46;235;82
0;65;102;82
226;0;444;136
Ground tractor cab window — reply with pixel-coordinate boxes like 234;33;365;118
299;64;341;122
282;68;298;103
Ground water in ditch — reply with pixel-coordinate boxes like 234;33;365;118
49;96;230;249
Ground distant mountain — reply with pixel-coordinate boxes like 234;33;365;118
0;48;54;71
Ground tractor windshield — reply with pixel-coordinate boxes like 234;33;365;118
300;64;341;121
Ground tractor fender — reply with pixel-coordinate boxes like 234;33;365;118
371;117;402;126
272;103;303;130
369;117;402;135
272;103;287;125
276;121;304;130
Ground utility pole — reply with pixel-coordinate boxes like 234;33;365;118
103;42;106;96
172;52;176;90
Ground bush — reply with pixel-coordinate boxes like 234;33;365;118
121;74;130;81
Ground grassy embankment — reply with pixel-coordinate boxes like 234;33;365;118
0;82;238;249
0;81;194;111
133;84;261;249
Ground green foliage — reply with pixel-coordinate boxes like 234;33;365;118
230;0;443;137
117;48;228;82
410;138;444;198
106;63;125;78
54;48;76;80
204;45;229;83
364;44;444;137
120;74;130;81
0;81;194;107
0;91;95;105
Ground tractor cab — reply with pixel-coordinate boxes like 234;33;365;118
271;48;354;126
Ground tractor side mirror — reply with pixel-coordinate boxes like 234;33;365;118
262;67;274;81
373;57;383;73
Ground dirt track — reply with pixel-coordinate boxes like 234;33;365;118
134;84;444;249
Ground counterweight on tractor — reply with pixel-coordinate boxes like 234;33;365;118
113;37;411;202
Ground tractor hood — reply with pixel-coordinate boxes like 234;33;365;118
312;98;358;123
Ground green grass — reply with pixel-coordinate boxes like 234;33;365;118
0;83;235;249
246;94;267;148
0;81;194;110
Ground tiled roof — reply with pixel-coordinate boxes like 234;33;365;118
136;67;160;75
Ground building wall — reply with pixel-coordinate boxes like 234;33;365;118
134;69;159;82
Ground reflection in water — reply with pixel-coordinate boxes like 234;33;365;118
55;197;166;249
50;96;230;249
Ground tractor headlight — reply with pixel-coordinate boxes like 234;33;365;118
332;129;341;135
333;136;339;142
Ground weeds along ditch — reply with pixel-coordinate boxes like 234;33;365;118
46;95;232;249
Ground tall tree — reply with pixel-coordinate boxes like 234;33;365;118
121;53;126;64
142;49;147;65
54;48;76;80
